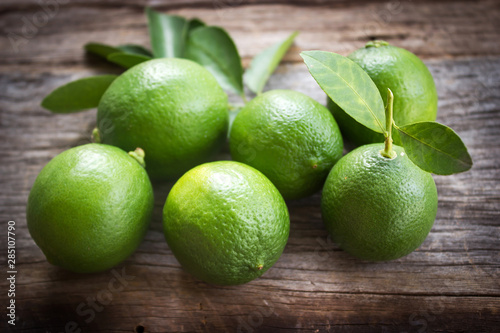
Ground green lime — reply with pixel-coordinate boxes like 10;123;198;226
327;40;438;145
163;161;289;285
321;143;438;261
229;90;343;200
97;58;229;181
27;143;154;273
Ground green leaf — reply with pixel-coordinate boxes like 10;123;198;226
41;75;117;113
188;18;205;33
396;121;473;175
107;53;151;68
301;50;386;134
84;42;122;59
185;26;244;96
146;7;188;58
244;31;299;94
117;44;153;57
85;43;153;68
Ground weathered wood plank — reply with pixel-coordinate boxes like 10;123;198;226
9;287;500;332
1;0;500;68
0;0;464;9
1;1;499;332
1;54;499;332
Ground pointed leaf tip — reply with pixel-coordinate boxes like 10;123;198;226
84;42;122;59
244;31;299;94
41;75;118;113
397;121;473;175
301;50;386;134
107;53;151;68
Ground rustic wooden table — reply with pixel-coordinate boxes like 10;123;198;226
1;1;499;332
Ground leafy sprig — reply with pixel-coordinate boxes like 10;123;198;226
302;50;472;175
42;7;298;113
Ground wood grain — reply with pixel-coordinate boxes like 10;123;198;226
1;1;499;332
1;0;500;68
0;0;467;10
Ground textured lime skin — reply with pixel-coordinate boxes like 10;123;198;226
163;161;290;285
27;144;154;273
321;144;438;261
327;41;438;145
97;58;229;181
230;90;343;200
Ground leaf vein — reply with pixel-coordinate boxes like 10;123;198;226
189;39;242;93
305;53;385;132
398;128;471;167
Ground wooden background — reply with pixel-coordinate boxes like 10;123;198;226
1;0;499;332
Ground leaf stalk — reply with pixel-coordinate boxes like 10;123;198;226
381;88;396;159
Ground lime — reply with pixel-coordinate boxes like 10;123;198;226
97;58;229;181
327;40;438;145
27;143;154;273
230;90;343;200
321;143;438;261
163;161;289;285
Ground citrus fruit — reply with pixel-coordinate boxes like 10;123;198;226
27;143;154;273
327;40;438;145
321;143;438;261
229;90;343;200
163;161;289;285
96;58;229;181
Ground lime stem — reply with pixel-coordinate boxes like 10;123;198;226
91;127;101;143
381;88;396;159
128;148;146;168
365;40;389;48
